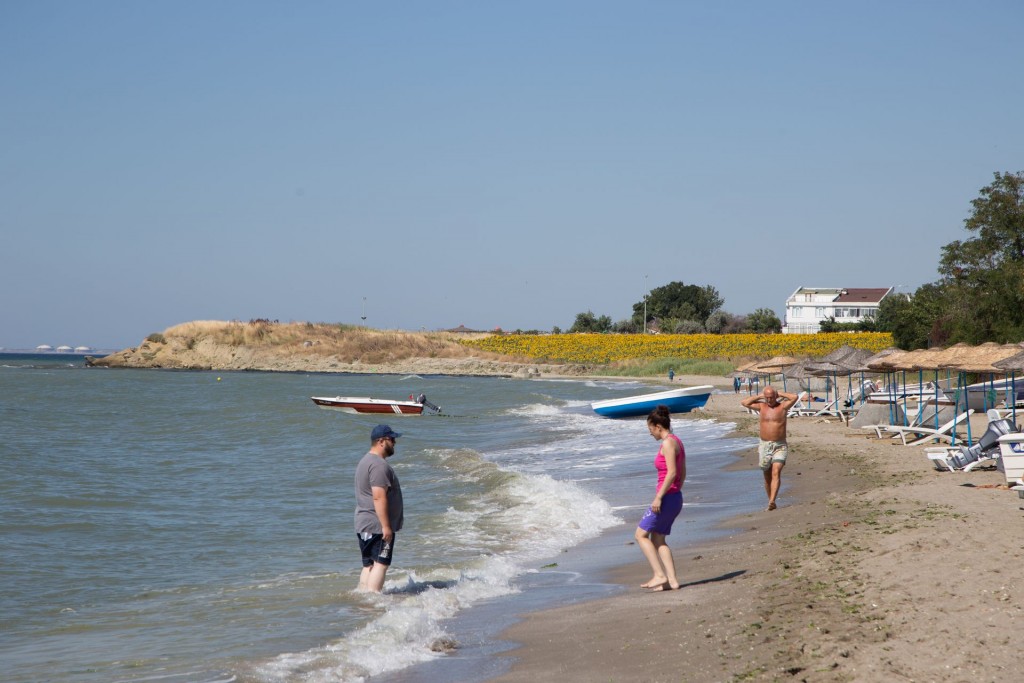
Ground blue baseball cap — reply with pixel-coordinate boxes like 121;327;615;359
371;424;402;441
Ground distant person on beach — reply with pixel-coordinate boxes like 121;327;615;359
354;424;404;592
733;376;741;393
668;369;674;382
635;405;685;591
741;387;798;511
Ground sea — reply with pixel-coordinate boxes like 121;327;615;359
0;353;761;683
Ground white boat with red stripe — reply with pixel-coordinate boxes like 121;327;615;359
311;394;441;415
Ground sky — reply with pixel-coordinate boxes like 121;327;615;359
2;1;1023;350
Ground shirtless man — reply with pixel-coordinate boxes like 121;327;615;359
741;386;798;511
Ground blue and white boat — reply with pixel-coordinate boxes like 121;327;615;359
591;385;714;418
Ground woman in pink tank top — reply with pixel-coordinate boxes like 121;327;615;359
635;405;686;591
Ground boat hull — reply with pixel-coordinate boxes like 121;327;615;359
311;396;424;415
591;385;713;418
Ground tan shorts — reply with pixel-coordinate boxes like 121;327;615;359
758;440;789;470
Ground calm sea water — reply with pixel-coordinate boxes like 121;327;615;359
0;353;759;683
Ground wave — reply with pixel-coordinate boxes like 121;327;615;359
254;454;619;682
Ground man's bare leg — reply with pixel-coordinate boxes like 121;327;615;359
358;565;371;591
766;461;784;510
359;562;389;593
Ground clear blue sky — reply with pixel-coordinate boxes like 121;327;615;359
2;1;1022;350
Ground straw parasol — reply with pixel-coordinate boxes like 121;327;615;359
780;362;818;379
819;344;860;365
940;342;1023;373
888;347;947;372
862;347;912;372
840;348;876;371
753;355;801;372
904;342;969;371
993;349;1024;373
804;360;856;376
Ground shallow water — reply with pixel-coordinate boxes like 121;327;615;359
0;354;758;682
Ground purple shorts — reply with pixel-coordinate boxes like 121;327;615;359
637;490;683;535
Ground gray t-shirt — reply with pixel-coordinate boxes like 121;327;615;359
353;452;403;534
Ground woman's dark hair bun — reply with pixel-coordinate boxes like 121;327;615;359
647;404;672;428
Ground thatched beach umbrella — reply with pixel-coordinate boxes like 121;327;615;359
942;343;1024;425
888;347;946;372
734;360;760;375
754;355;802;391
801;360;851;407
838;348;876;371
810;345;860;392
883;347;952;429
856;348;917;425
818;344;862;366
863;348;913;372
993;349;1024;373
754;355;801;372
943;342;1023;374
993;349;1024;422
811;348;881;408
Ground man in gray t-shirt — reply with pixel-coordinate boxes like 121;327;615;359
354;424;404;592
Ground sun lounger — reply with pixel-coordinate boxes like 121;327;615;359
880;409;975;446
790;396;843;418
860;400;937;439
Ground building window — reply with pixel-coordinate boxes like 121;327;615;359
815;307;825;317
792;307;801;318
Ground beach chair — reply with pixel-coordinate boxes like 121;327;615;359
927;410;1018;471
879;409;975;446
789;394;843;418
860;400;932;439
808;397;845;418
787;392;823;417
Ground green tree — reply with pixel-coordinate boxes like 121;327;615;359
674;319;705;334
939;171;1024;343
875;293;911;335
705;310;730;334
885;283;952;349
569;311;613;333
632;282;723;329
746;308;782;333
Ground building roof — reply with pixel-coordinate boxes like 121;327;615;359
833;288;891;304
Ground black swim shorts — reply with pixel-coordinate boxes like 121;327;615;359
357;532;395;567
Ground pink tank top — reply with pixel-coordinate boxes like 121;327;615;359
655;433;685;493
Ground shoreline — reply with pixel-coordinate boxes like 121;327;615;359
486;382;1024;682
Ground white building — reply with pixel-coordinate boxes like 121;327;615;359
783;287;893;334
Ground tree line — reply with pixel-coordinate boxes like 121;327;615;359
563;281;782;334
562;171;1024;347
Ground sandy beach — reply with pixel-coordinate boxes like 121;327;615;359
489;375;1024;682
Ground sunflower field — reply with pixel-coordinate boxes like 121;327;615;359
460;332;893;365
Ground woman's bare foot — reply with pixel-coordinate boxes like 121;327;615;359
767;501;777;511
647;582;677;592
640;577;666;589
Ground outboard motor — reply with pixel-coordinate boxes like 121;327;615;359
417;393;442;414
946;417;1017;469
